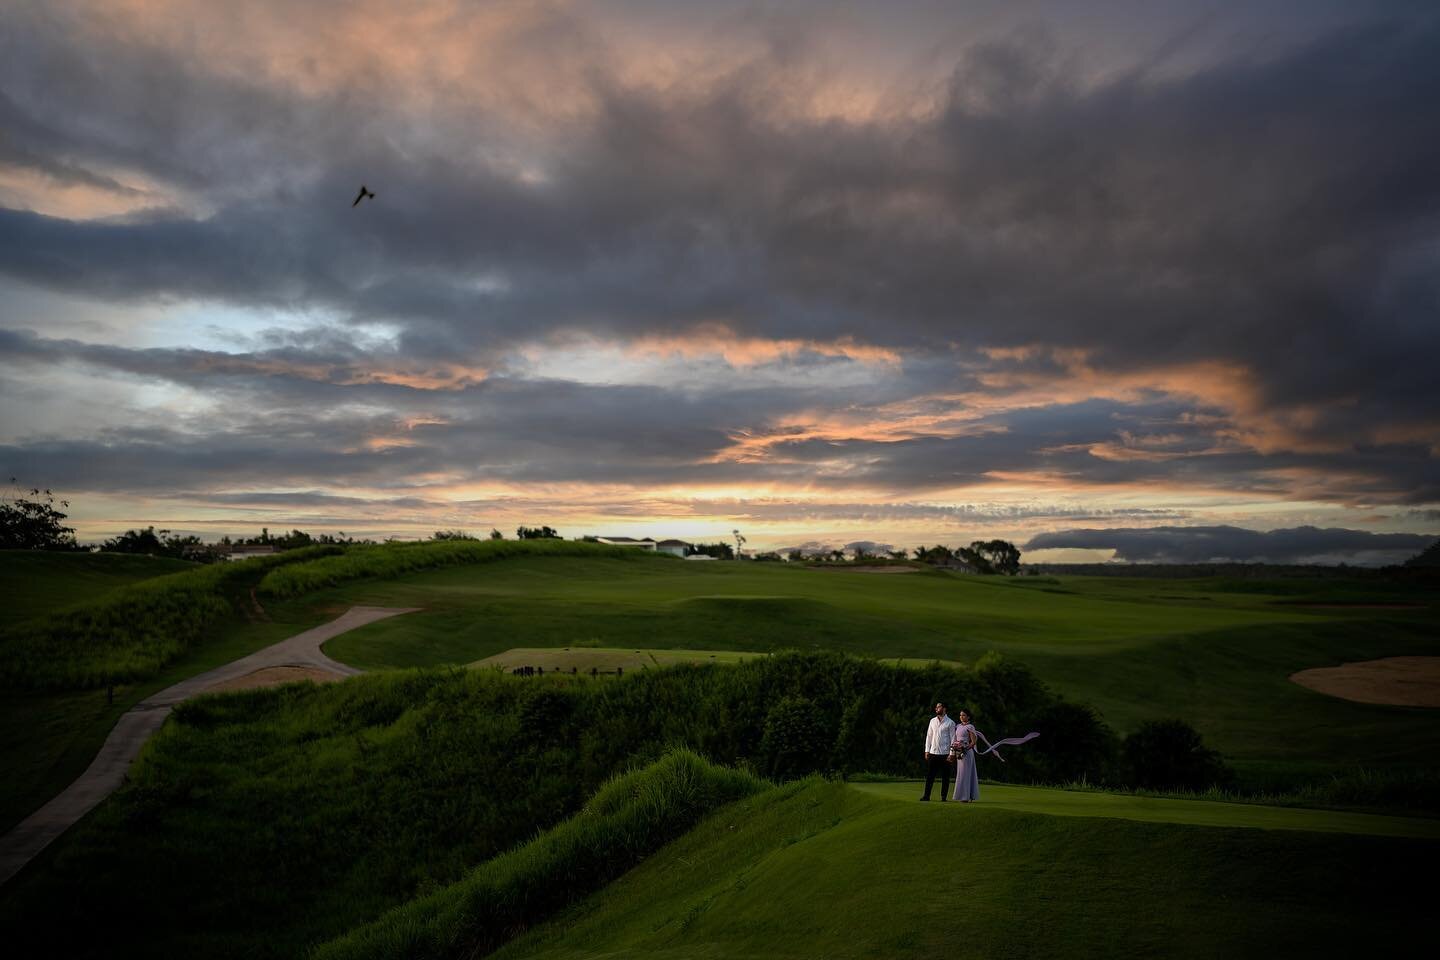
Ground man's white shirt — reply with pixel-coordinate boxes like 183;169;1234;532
925;715;956;755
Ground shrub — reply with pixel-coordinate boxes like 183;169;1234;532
1122;719;1232;790
0;545;343;689
312;749;767;960
759;695;826;778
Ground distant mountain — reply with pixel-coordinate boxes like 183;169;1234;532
1403;539;1440;567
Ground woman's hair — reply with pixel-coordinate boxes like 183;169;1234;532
957;707;971;718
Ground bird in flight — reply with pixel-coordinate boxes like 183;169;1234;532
352;184;376;207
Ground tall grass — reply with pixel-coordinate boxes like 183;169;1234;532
0;545;343;689
258;539;661;599
314;750;768;960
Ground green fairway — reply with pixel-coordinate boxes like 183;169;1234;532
849;780;1440;838
0;550;194;630
492;780;1432;960
298;554;1439;780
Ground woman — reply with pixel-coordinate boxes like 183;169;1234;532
949;709;980;802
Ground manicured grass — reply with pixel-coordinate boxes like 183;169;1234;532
848;781;1440;838
492;780;1432;960
301;554;1439;782
0;550;194;629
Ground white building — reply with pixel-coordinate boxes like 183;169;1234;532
223;544;277;562
655;539;692;557
594;536;656;551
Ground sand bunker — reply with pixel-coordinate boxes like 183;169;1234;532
1290;656;1440;708
206;665;347;693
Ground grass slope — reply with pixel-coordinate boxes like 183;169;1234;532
316;750;767;960
0;550;194;629
494;780;1432;960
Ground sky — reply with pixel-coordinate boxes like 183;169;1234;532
1;0;1438;564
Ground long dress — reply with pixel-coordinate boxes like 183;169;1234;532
950;723;979;801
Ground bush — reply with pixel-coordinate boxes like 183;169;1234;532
759;695;826;778
1122;719;1232;790
0;545;343;689
257;538;658;599
312;750;767;960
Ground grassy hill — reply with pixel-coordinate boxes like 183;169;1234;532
490;779;1432;960
273;550;1438;785
0;550;194;630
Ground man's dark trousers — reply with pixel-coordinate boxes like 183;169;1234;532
921;753;952;800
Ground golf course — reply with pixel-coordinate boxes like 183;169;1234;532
0;542;1435;958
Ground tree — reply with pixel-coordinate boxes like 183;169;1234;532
516;525;562;540
690;541;735;560
955;546;994;574
913;544;954;565
432;529;477;541
887;549;908;560
103;526;208;560
787;549;805;562
1122;719;1232;790
489;528;504;540
969;539;1021;575
0;481;77;550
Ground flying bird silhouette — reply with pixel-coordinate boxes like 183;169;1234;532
352;185;375;207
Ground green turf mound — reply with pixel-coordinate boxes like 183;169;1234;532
493;781;1432;960
315;750;767;960
0;550;194;630
0;545;343;689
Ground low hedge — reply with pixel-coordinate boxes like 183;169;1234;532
0;545;344;689
312;749;768;960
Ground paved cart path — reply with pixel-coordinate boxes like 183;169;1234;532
0;605;417;886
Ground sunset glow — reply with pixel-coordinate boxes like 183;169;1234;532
2;0;1437;565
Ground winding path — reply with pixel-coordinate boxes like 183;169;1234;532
0;605;417;887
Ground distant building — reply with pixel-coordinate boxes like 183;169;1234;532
684;554;716;561
594;536;657;551
655;539;692;557
223;544;278;562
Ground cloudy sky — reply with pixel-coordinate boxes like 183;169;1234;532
2;0;1438;563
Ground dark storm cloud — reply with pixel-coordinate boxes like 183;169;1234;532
2;1;1438;511
1024;525;1437;564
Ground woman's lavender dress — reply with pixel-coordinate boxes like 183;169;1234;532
950;723;979;801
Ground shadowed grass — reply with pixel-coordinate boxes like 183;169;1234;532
314;750;768;960
0;550;195;630
491;780;1432;960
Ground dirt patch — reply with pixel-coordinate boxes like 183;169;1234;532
1290;656;1440;707
206;665;348;693
809;565;920;574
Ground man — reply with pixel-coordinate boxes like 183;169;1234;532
921;701;956;801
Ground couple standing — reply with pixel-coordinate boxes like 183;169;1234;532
921;701;980;802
